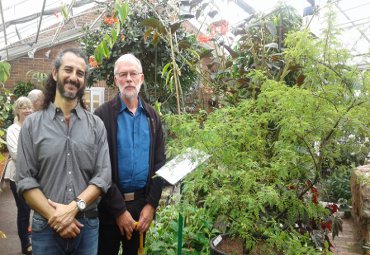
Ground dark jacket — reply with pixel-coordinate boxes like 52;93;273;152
94;94;166;223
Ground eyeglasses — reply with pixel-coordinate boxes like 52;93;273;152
19;107;33;110
116;72;142;79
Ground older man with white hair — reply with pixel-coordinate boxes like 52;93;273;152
27;89;44;111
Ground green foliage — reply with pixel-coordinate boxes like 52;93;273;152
80;0;198;113
0;61;11;83
0;89;13;152
13;81;35;98
162;8;370;252
184;1;303;107
321;166;352;203
26;70;48;87
145;203;217;254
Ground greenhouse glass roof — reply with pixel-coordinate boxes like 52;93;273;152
0;0;369;68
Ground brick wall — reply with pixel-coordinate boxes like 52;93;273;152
5;41;79;89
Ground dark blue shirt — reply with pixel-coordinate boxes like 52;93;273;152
117;96;150;192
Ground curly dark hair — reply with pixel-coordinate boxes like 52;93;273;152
43;48;89;110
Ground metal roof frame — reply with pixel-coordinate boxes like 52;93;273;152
0;0;368;68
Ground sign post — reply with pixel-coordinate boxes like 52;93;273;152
156;148;210;255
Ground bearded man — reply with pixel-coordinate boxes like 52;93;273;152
16;48;112;255
94;54;166;255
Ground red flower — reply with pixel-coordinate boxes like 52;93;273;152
89;56;98;68
197;35;212;43
326;203;338;215
311;187;319;205
104;16;119;26
321;220;332;231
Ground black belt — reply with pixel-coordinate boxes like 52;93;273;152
76;210;99;219
123;188;145;202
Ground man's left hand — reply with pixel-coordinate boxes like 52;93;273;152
137;204;155;234
47;199;78;231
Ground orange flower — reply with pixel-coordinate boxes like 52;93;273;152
121;34;125;41
89;56;98;68
197;35;211;43
104;16;119;26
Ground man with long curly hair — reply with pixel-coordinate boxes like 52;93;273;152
16;48;111;255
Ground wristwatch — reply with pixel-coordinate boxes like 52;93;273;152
74;198;86;212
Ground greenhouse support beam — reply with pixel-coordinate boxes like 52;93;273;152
35;0;47;45
51;0;76;46
0;0;95;31
0;0;8;59
335;5;370;45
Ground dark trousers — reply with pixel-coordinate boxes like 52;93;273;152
10;180;31;251
98;197;146;255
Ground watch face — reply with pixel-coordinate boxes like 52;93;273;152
77;200;86;210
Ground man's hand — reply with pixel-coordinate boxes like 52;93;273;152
57;219;84;239
47;199;78;232
116;210;136;240
137;204;155;234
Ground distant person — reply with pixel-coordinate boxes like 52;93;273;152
27;89;44;111
5;96;33;255
95;53;166;255
15;48;112;255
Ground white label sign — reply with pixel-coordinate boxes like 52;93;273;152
155;148;210;185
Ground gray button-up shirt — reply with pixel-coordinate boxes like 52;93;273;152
16;103;111;212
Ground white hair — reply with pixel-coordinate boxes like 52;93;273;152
27;89;43;103
114;54;143;74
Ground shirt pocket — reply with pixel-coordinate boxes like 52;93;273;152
74;142;98;172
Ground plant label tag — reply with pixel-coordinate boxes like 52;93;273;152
155;148;210;185
213;235;223;246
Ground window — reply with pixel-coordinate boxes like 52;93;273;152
83;87;105;112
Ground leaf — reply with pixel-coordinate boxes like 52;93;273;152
115;20;120;36
199;49;214;59
152;32;160;46
223;44;239;59
170;21;183;34
208;10;218;18
105;34;113;48
144;28;153;42
115;1;129;23
141;18;162;29
60;4;69;20
111;28;117;45
165;69;173;88
180;14;195;19
265;21;277;37
178;40;191;49
162;63;172;77
0;61;11;83
264;43;279;50
94;45;103;64
101;41;110;58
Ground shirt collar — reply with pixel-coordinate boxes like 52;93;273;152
118;94;144;113
47;102;83;119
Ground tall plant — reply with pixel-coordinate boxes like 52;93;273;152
0;61;12;153
162;4;370;254
80;0;198;113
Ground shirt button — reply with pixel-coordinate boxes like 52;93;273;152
68;171;71;174
61;119;64;122
69;188;72;192
67;153;70;156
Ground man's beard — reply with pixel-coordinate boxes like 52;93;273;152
120;83;141;100
56;77;84;100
